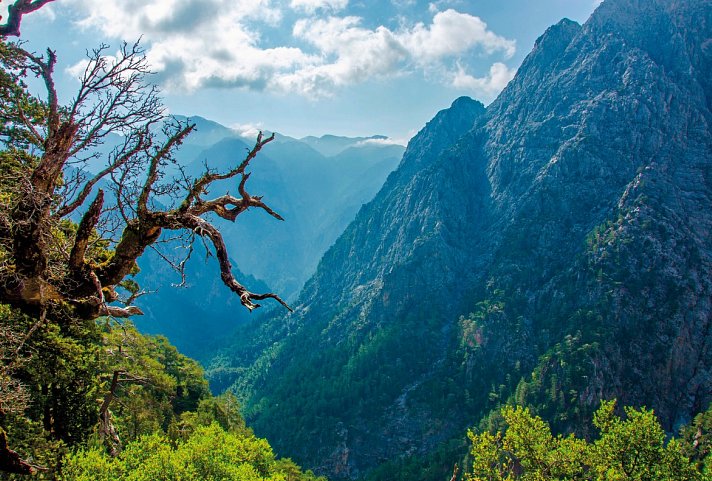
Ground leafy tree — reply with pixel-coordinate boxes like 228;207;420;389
96;321;211;454
1;304;319;480
678;405;712;478
466;401;703;481
0;303;98;476
175;391;247;437
61;423;326;481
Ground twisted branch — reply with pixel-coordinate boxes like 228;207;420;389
0;0;54;38
2;34;291;324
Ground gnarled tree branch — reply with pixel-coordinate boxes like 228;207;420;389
56;128;150;218
1;36;292;324
177;213;291;312
0;0;54;38
68;189;104;270
0;429;46;474
97;131;291;314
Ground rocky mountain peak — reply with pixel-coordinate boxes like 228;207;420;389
530;17;582;63
395;96;484;178
589;0;711;85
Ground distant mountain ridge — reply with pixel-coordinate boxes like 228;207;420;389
206;0;712;479
298;134;391;157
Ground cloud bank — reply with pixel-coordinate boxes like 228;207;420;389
66;0;516;100
452;62;516;101
290;0;349;13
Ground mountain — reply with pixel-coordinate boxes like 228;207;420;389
131;244;272;359
206;0;712;479
299;134;391;157
130;124;404;358
206;135;405;299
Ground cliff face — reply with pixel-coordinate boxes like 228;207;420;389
207;96;489;477
207;0;712;478
470;0;712;431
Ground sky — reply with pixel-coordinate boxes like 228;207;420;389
10;0;601;143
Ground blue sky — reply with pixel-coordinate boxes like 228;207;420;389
12;0;600;142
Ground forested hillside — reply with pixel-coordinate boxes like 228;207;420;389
207;0;712;478
0;305;323;480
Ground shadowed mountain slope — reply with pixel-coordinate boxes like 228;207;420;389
207;0;712;478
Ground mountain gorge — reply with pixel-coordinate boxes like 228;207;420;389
129;123;403;357
206;0;712;478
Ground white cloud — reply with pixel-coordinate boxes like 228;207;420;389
65;1;515;100
65;52;138;85
356;136;406;147
230;122;266;138
290;0;348;13
66;0;315;92
452;62;516;102
65;58;91;80
283;16;407;94
70;0;282;38
34;3;57;21
402;9;516;62
285;10;515;97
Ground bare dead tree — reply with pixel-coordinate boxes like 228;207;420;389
0;32;291;322
98;369;124;456
98;369;150;456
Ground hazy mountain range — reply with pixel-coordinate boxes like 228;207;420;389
129;118;404;357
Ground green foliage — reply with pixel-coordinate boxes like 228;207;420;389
466;401;703;481
61;423;325;481
589;400;699;480
585;216;626;256
99;321;210;440
217;309;455;462
362;437;469;481
1;301;314;480
0;41;49;151
678;405;712;478
176;391;247;436
511;330;601;431
0;304;101;477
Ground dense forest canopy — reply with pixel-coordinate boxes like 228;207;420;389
466;402;709;481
